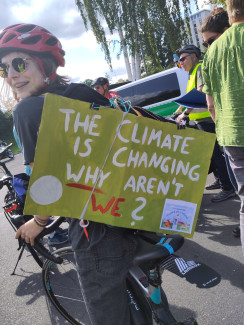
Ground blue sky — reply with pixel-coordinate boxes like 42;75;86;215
0;0;210;83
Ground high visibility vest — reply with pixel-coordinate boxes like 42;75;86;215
187;63;210;121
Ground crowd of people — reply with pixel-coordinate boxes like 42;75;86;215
0;0;243;324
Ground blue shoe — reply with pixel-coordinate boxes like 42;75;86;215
55;227;69;235
47;233;69;246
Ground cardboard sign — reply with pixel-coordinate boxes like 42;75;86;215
24;94;216;237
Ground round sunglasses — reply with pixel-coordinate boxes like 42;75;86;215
202;34;220;48
0;57;32;78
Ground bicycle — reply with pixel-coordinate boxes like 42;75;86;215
1;151;220;325
0;141;14;159
42;232;200;325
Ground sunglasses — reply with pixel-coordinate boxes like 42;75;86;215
202;34;220;48
179;54;191;63
0;57;32;78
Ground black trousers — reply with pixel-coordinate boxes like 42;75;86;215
196;121;233;191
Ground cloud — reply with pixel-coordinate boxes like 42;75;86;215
0;0;86;39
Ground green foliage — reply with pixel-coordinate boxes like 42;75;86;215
75;0;193;74
82;79;93;87
0;110;18;153
205;0;226;7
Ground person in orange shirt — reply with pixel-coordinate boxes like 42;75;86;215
92;77;119;99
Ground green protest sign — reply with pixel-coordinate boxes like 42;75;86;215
24;94;216;237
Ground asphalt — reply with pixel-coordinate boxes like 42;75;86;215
0;154;243;325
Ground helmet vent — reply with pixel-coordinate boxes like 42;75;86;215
22;35;42;44
46;37;58;46
17;25;36;33
0;31;6;40
5;34;16;43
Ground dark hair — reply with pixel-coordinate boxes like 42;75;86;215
31;53;70;95
199;8;230;34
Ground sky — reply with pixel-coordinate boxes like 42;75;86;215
0;0;210;83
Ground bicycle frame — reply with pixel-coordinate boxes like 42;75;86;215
127;261;177;325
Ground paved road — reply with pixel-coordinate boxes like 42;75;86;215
0;154;243;325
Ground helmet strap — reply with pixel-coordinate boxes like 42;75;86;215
33;55;57;86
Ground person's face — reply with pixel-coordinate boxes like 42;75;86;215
202;31;221;48
94;83;109;97
1;51;45;99
94;84;106;96
179;53;194;72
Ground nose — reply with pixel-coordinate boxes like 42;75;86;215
7;65;19;79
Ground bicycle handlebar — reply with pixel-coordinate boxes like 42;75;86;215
34;216;66;264
11;215;66;264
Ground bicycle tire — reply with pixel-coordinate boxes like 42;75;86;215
42;246;88;325
127;273;176;325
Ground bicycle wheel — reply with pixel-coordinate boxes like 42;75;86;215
42;246;88;325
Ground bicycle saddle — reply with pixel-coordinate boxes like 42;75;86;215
133;233;184;267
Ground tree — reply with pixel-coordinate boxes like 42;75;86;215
75;0;196;80
205;0;226;7
0;109;14;143
82;79;93;87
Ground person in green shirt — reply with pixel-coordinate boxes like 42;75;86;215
202;0;244;256
176;45;235;204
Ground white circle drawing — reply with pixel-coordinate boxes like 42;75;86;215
30;175;63;205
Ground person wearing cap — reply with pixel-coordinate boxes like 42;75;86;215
176;44;235;203
92;77;119;99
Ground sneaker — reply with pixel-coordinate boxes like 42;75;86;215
47;233;69;246
205;180;221;190
232;226;240;238
211;189;236;203
55;227;69;235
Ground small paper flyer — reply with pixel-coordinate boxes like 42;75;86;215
160;199;197;234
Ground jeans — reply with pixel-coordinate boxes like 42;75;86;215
73;226;137;325
196;122;233;191
225;146;244;256
223;150;238;191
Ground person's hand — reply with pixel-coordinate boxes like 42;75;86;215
176;113;186;125
15;218;44;246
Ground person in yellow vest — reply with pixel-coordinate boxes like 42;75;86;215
176;44;235;203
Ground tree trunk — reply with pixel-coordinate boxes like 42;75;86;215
117;23;133;81
135;51;141;80
131;55;136;81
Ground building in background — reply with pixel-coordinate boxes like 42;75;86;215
189;9;211;52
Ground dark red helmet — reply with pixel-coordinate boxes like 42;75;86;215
0;24;65;66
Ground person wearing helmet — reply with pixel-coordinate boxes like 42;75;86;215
175;44;235;203
92;76;119;99
0;23;136;325
172;45;203;120
0;23;176;325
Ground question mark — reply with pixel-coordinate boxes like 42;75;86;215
131;197;147;226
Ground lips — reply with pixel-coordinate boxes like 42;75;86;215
15;82;28;89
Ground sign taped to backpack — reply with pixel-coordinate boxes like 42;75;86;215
24;94;215;237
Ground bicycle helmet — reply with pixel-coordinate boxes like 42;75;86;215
177;45;201;58
92;77;109;87
0;24;65;67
